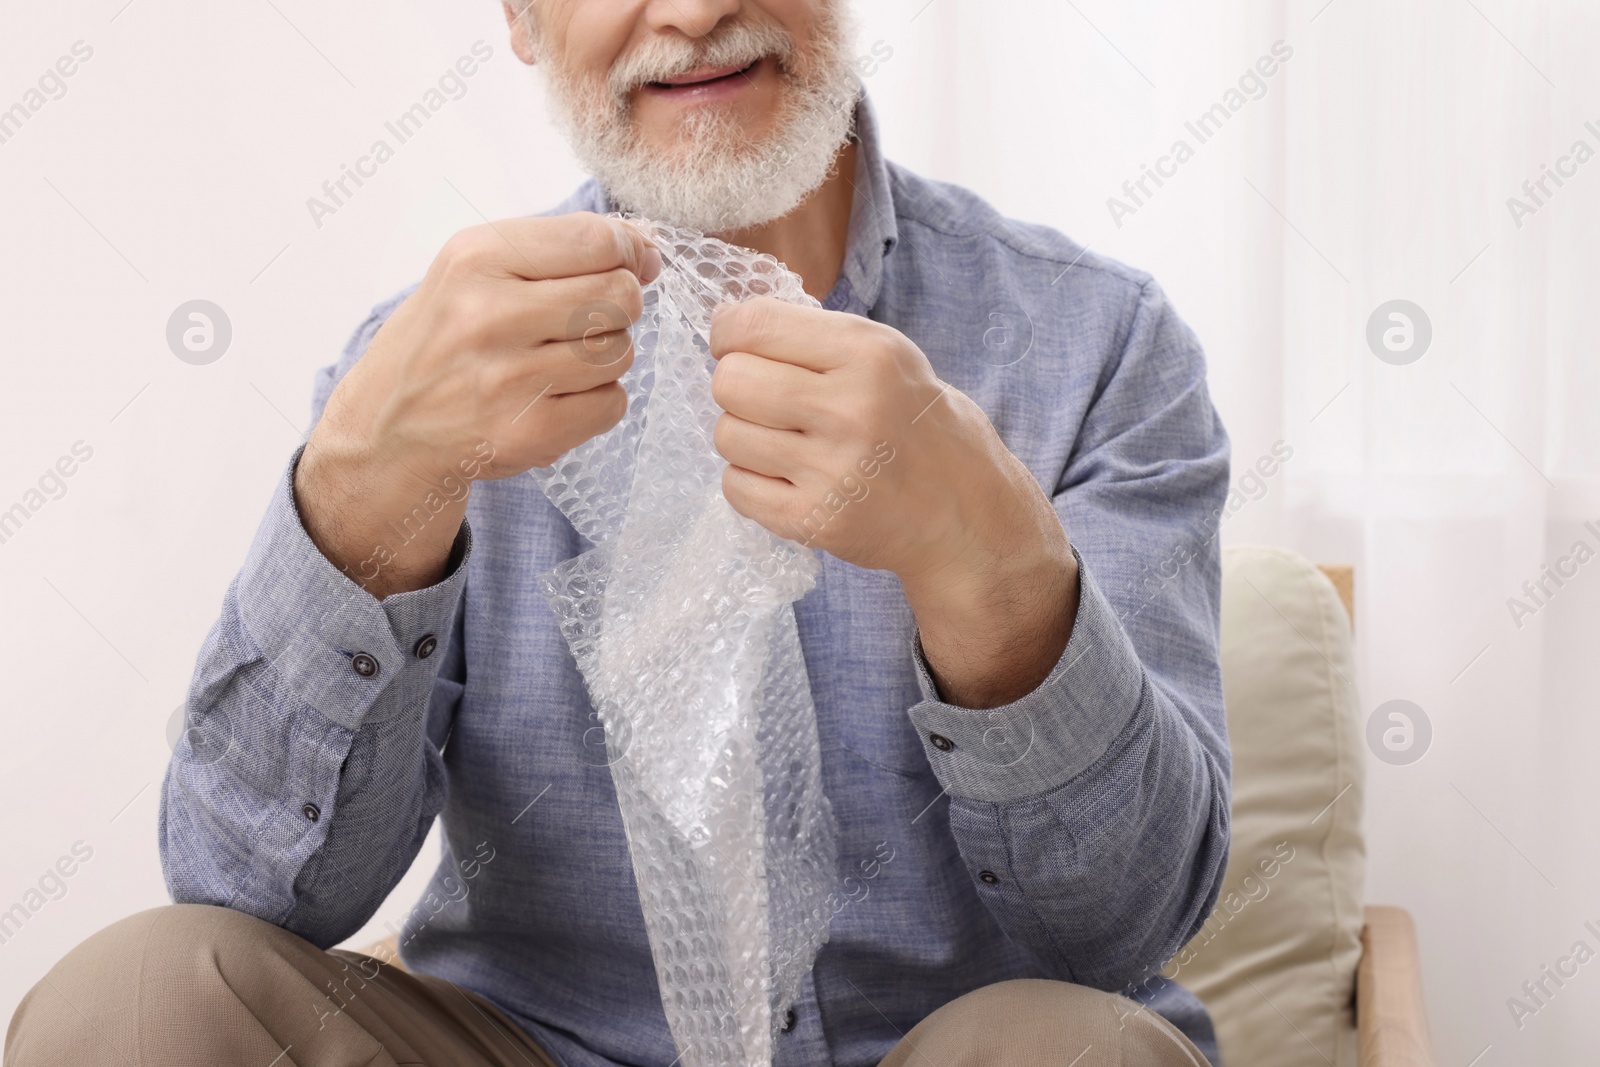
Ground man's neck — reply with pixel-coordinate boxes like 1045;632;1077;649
715;138;859;305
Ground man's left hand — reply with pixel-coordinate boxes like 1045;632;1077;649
709;296;1079;709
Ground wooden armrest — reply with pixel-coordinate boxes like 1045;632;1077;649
1317;563;1354;630
1358;906;1435;1067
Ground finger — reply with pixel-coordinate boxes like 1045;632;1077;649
722;464;806;539
478;212;663;285
709;297;852;372
527;328;636;398
710;352;827;431
486;267;645;349
616;218;666;284
713;413;804;480
562;326;635;371
533;381;630;448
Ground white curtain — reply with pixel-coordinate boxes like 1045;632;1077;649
865;0;1598;1062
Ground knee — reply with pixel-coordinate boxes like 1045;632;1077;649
929;978;1134;1034
6;904;293;1064
25;903;282;990
889;979;1206;1067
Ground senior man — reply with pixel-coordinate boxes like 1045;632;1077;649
8;1;1232;1065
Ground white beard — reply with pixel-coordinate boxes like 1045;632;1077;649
535;6;862;234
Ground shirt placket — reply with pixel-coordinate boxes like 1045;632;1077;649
771;966;832;1067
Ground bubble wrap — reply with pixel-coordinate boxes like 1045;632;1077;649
530;216;839;1067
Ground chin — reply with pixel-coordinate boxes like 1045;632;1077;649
648;121;776;169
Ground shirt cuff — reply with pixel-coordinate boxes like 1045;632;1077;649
236;447;472;730
905;546;1144;804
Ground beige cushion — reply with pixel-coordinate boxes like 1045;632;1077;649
1175;547;1366;1067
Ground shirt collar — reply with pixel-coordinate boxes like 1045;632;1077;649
577;90;898;314
828;89;899;314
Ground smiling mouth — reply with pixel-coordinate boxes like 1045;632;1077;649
647;58;762;90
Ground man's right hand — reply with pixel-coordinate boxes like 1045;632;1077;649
295;212;663;599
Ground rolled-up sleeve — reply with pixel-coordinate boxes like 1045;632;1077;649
906;548;1142;804
233;452;469;730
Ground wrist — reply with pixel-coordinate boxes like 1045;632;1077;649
899;444;1078;708
897;425;1050;596
294;433;468;599
900;532;1076;640
904;542;1078;709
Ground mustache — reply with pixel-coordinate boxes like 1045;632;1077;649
607;20;798;99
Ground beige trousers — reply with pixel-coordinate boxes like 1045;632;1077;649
6;905;1207;1067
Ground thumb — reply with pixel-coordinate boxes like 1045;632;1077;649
615;219;664;285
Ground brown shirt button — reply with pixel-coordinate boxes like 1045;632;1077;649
414;635;438;660
302;803;320;822
978;870;999;884
929;734;955;752
351;653;379;678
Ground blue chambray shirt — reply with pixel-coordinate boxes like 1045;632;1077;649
161;91;1232;1066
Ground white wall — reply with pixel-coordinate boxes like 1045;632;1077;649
2;0;1596;1062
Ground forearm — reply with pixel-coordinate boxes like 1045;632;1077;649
902;272;1234;990
294;412;476;601
901;439;1078;709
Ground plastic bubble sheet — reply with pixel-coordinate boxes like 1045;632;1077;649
530;216;839;1067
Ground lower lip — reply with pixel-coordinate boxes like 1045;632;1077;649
641;57;763;103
